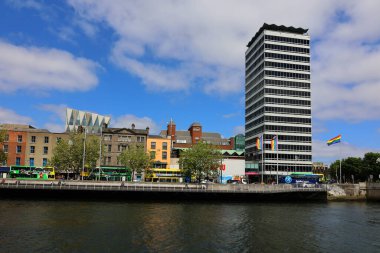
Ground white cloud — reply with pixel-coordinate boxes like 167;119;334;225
233;125;245;136
6;0;43;10
0;41;99;93
43;123;65;133
223;112;240;119
38;104;67;122
112;114;160;134
313;140;378;164
38;104;67;132
67;0;380;121
0;107;32;125
67;0;338;95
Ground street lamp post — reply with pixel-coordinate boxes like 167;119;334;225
81;127;87;181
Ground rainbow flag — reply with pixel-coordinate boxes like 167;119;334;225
271;135;278;151
327;135;341;146
256;135;263;150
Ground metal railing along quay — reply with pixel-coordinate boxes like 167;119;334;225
0;180;327;194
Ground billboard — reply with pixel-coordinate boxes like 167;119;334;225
65;108;111;134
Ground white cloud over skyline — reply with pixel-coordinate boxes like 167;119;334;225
112;114;160;135
313;140;378;164
0;107;32;125
0;40;99;93
66;0;380;122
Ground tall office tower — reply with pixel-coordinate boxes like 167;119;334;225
245;24;312;182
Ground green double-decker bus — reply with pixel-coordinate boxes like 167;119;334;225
88;166;132;181
10;165;55;180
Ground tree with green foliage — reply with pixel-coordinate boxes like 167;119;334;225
118;144;151;181
329;152;380;182
50;132;101;177
179;141;223;182
0;129;7;165
362;152;380;181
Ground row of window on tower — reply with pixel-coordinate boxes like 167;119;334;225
264;35;310;46
246;80;265;98
246;72;265;88
265;61;310;72
246;114;305;128
265;52;310;63
265;88;310;98
246;78;311;101
265;97;311;107
245;62;264;83
265;43;310;54
265;79;310;89
246;82;311;108
265;70;310;80
246;98;311;118
245;45;264;68
261;165;313;173
246;53;264;75
245;135;311;147
247;61;310;84
246;37;265;60
246;115;311;132
246;124;312;138
247;152;312;161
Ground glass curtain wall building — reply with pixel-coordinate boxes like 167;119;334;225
245;24;312;181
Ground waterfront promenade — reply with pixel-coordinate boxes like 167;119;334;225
0;179;327;202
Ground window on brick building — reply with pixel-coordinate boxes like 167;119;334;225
43;146;48;154
30;146;35;154
44;136;49;143
3;145;8;153
162;142;167;150
104;135;112;141
162;151;167;160
16;157;21;165
31;136;36;143
151;142;156;149
16;145;22;153
17;135;22;142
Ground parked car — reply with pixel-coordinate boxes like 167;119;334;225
303;182;315;188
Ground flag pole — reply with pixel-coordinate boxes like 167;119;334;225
276;135;279;184
261;135;264;184
339;143;342;184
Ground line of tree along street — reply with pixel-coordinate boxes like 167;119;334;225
329;152;380;182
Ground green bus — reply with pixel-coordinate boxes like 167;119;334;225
10;165;55;180
88;166;132;181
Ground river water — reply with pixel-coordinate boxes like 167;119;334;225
0;200;379;253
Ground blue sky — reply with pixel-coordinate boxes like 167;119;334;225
1;0;380;164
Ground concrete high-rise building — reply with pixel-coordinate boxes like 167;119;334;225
245;24;312;182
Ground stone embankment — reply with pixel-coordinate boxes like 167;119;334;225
0;179;327;202
327;182;380;201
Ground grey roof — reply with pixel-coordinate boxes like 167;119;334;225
103;127;148;135
175;131;191;137
148;135;165;139
202;132;221;138
189;122;201;128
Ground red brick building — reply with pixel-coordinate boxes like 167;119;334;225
1;124;30;166
160;120;234;150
